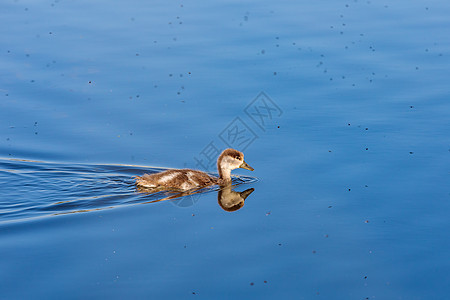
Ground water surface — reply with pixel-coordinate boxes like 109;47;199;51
1;0;449;299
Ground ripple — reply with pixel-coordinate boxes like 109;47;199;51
0;158;257;222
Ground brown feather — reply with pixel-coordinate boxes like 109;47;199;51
136;148;248;190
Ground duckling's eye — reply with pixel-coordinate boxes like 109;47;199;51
235;156;240;160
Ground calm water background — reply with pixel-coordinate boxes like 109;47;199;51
1;0;449;299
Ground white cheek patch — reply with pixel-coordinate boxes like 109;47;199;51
222;157;234;170
222;156;241;170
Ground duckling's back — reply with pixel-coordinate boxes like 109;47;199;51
136;169;216;190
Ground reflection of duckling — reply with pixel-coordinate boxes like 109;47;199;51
136;148;253;191
218;184;254;212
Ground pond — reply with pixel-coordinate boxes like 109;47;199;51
1;0;449;299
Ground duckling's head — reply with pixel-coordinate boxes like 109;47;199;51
217;148;254;180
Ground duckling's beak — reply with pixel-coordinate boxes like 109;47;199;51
239;161;254;171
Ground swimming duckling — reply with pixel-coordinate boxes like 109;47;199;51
136;148;254;191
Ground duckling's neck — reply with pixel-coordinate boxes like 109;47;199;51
218;167;232;183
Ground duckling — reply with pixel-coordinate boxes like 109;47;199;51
136;148;254;191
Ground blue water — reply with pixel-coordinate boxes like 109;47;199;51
1;0;449;299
